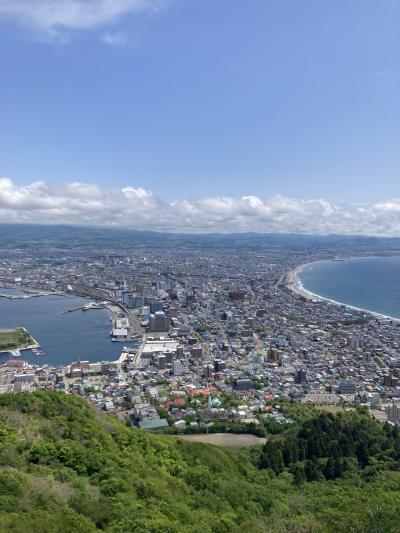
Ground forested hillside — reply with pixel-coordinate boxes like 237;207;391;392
0;391;399;532
259;410;400;482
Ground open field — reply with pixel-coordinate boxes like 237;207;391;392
0;328;36;352
178;433;266;450
316;405;354;414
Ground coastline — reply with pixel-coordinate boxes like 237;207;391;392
285;261;327;301
0;288;65;300
0;327;40;355
286;260;400;324
0;290;126;364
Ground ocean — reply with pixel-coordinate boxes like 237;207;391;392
0;289;138;365
298;256;400;319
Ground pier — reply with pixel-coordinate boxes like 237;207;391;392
63;302;108;314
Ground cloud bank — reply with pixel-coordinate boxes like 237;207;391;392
1;178;400;236
0;0;159;33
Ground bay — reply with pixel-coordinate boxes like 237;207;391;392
0;290;138;365
298;256;400;319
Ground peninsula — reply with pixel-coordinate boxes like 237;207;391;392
0;328;38;354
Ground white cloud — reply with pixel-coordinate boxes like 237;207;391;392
0;0;160;34
101;31;128;46
1;177;400;236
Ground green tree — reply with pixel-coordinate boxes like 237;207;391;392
291;463;306;485
304;460;322;482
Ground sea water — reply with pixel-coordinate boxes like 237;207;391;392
298;256;400;319
0;290;138;365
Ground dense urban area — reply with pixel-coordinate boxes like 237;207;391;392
1;228;400;434
1;228;400;531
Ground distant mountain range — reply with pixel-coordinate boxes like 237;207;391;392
1;223;400;253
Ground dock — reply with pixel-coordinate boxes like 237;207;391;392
63;302;107;314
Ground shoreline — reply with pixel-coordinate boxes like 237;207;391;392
0;288;65;300
0;327;40;355
286;259;400;324
0;291;126;365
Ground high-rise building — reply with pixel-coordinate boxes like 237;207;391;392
384;374;393;387
157;355;167;369
204;364;213;378
339;381;356;394
348;334;362;351
214;359;226;372
191;346;203;357
150;301;163;313
384;374;399;387
148;311;168;332
267;347;281;363
142;286;154;298
172;359;183;376
295;369;307;384
387;404;400;426
133;295;144;308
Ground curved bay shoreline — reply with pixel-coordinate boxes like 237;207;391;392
286;259;400;323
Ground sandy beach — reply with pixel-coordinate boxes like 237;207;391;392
286;261;400;323
285;263;318;301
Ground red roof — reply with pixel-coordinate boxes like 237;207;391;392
5;359;25;367
174;398;186;406
188;387;213;396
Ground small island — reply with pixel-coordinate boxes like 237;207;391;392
0;327;38;353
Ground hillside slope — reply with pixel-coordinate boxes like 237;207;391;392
0;391;398;532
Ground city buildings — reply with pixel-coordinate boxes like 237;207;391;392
1;238;400;431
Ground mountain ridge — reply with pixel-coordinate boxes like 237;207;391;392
0;391;398;532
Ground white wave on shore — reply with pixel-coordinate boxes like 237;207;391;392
286;260;400;323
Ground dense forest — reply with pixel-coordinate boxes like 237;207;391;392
259;410;400;482
0;391;399;532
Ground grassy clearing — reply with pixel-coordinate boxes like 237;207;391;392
178;433;266;450
0;328;35;351
316;405;353;414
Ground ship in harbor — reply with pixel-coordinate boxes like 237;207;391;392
32;348;46;356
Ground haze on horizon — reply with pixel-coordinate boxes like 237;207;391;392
0;0;399;235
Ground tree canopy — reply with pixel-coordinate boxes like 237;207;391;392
0;391;398;532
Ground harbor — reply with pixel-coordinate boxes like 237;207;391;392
63;301;109;313
0;326;40;356
0;289;64;300
0;291;140;365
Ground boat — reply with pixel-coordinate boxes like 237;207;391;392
9;349;21;357
32;348;46;356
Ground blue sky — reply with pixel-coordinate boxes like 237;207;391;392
0;0;399;233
